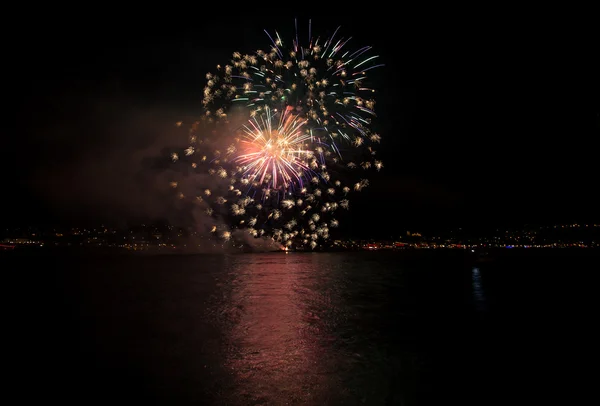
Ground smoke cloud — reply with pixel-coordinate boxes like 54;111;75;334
27;93;281;252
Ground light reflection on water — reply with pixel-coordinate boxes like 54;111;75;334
208;252;413;405
471;267;487;312
9;249;553;405
214;253;348;404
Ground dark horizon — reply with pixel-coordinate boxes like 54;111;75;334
4;12;599;237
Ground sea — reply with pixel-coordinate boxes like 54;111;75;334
3;248;596;405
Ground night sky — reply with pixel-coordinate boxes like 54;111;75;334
5;12;599;237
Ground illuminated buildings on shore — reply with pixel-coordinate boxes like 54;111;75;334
1;223;599;251
333;224;600;250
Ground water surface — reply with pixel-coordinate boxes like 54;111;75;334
4;249;591;405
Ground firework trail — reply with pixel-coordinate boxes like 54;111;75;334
169;20;384;249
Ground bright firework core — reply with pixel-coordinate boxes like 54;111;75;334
234;107;312;191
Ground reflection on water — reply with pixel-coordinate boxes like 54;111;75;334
218;254;339;404
208;252;415;405
471;267;487;312
7;249;580;405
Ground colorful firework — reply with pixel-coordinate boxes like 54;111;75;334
233;106;312;192
170;20;384;249
202;21;383;162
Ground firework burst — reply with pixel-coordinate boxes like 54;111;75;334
202;21;383;163
233;106;312;192
170;20;384;249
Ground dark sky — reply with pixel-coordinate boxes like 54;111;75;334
4;11;599;236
